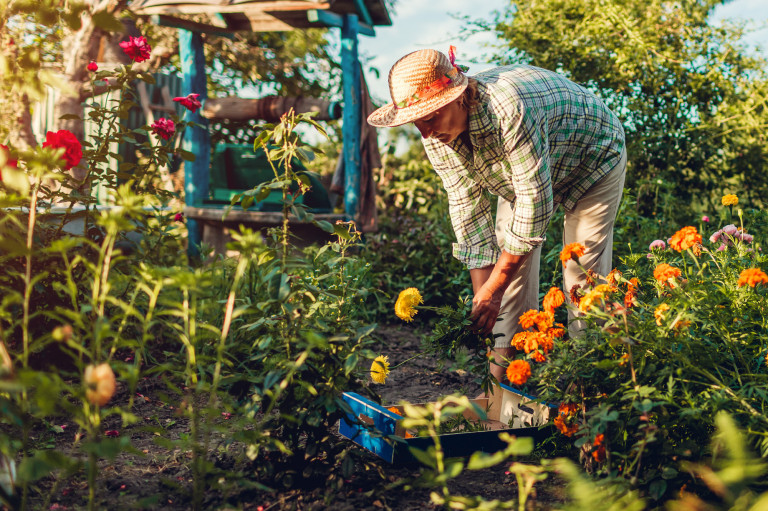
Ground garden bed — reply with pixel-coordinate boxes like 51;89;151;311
27;324;566;510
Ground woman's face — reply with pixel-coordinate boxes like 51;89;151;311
412;96;468;144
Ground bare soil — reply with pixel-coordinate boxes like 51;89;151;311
22;324;568;511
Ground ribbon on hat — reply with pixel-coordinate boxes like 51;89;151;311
394;45;469;109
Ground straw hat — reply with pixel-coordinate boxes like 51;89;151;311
367;47;468;128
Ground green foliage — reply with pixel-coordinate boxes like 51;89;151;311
523;203;768;503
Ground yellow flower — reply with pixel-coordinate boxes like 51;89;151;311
370;355;390;384
395;287;423;322
722;194;739;206
84;363;116;407
578;284;613;313
655;303;670;326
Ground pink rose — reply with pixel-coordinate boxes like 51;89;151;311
173;93;202;113
42;130;83;170
87;61;98;72
119;36;152;63
151;118;175;140
701;215;710;223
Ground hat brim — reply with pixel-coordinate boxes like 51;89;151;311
367;75;468;128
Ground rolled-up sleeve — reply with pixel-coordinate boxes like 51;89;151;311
425;143;500;269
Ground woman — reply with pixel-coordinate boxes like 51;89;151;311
368;47;626;382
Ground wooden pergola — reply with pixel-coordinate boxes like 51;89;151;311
129;0;392;256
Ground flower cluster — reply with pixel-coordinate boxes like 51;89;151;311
395;287;423;322
710;224;754;251
510;288;566;366
578;283;615;313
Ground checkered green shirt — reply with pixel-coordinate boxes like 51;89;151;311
423;65;626;269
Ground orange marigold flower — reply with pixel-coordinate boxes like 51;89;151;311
543;287;565;314
518;309;540;330
669;226;703;253
627;277;639;294
722;194;738;206
592;434;606;462
510;331;530;351
654;263;682;287
737;268;768;288
619;353;630;366
531;351;547;363
553;403;579;437
606;269;622;286
655;303;670;326
535;311;554;332
548;324;566;338
506;359;532;386
585;269;599;286
624;290;637;309
560;242;586;267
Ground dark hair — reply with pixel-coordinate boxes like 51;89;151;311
461;77;480;110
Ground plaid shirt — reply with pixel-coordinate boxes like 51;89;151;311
423;65;625;269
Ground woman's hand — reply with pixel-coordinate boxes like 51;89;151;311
468;251;528;336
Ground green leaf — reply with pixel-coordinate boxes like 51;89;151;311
344;352;359;376
1;167;29;195
58;113;82;121
91;10;125;33
408;446;437;468
178;149;196;162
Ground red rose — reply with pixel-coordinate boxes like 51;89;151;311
87;61;98;72
42;130;83;170
0;144;17;170
151;118;175;141
119;36;152;63
173;93;202;113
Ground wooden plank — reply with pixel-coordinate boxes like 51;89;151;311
134;0;329;15
151;14;236;37
184;206;345;224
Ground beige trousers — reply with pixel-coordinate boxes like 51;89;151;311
492;149;627;347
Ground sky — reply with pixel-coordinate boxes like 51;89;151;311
358;0;768;104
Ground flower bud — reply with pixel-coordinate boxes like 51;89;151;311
52;324;74;342
87;61;98;72
84;363;116;407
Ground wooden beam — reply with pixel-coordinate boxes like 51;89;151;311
179;29;211;259
307;9;374;36
151;14;235;38
135;1;329;16
352;0;373;27
341;13;361;221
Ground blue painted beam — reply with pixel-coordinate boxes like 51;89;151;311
352;0;373;27
341;14;361;222
307;9;375;36
179;29;211;260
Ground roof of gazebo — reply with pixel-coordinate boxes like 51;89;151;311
130;0;391;34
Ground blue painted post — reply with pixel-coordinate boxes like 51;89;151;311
178;29;210;259
341;14;361;221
